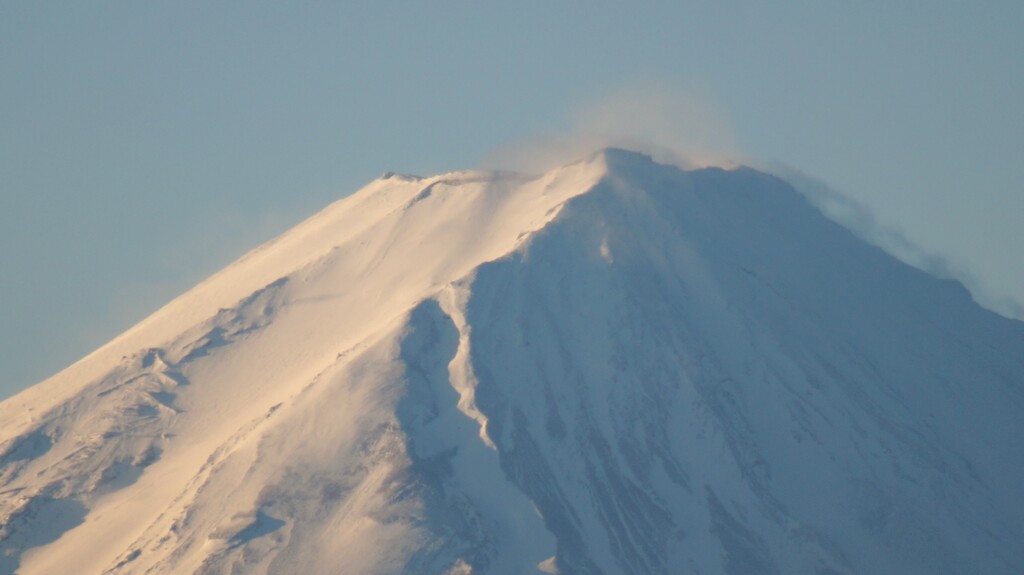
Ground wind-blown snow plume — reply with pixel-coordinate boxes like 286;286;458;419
482;79;740;173
482;82;1024;321
767;162;1024;320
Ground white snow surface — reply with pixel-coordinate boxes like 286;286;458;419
1;149;1023;574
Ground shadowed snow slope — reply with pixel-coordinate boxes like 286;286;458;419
1;149;1023;574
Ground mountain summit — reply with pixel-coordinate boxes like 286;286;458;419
2;149;1022;574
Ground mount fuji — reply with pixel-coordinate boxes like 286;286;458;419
1;149;1022;574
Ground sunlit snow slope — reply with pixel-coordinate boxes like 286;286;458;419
1;149;1022;575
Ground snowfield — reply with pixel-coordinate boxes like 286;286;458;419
1;149;1022;574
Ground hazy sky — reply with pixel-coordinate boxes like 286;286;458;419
2;2;1022;399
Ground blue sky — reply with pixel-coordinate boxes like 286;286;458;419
2;1;1022;398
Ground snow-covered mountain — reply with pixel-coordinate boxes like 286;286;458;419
2;149;1022;575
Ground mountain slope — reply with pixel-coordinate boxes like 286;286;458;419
1;149;1022;574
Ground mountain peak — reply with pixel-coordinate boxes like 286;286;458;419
592;146;657;166
2;151;1023;574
